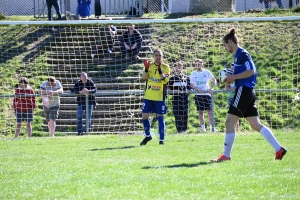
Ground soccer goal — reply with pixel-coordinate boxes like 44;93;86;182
0;17;299;136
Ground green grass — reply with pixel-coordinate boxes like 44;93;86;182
0;133;299;199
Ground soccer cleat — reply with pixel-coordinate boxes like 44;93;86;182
159;141;164;145
275;147;287;160
210;154;231;162
140;136;152;145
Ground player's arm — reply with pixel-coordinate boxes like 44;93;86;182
159;64;170;84
142;59;150;80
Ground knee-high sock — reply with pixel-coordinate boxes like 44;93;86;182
157;116;165;141
260;126;281;152
223;133;235;158
142;119;151;137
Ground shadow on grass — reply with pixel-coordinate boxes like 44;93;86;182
142;161;212;169
89;145;135;151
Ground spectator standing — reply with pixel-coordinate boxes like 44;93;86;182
120;24;143;59
39;76;63;137
263;0;283;9
72;72;97;135
140;49;170;145
94;0;101;18
78;0;92;19
190;59;216;132
46;0;62;21
13;77;36;138
168;62;191;134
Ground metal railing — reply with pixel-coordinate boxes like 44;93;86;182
1;0;299;17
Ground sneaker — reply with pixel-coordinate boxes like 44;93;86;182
198;128;206;132
107;49;112;53
159;141;164;145
140;136;152;145
275;147;287;160
210;154;231;162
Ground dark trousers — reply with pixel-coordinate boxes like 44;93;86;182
289;0;300;8
172;96;189;132
95;0;102;16
264;0;283;8
46;0;62;21
121;45;140;55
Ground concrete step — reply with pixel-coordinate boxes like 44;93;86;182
62;82;144;91
44;124;143;132
60;96;143;104
54;117;142;125
59;103;141;110
58;109;141;117
58;76;143;83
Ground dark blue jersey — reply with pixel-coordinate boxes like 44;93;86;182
233;47;257;89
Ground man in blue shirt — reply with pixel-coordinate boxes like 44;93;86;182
211;28;287;162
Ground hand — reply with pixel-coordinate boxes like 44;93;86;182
144;60;151;72
225;74;235;83
131;43;137;49
47;91;53;96
124;44;130;50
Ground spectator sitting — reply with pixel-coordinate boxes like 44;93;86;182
77;0;92;19
13;77;36;138
120;24;143;59
106;18;117;54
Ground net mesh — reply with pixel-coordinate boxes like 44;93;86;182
0;18;299;136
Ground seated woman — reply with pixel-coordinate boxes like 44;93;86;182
77;0;91;19
119;24;143;59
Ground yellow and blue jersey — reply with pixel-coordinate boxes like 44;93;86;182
144;62;170;101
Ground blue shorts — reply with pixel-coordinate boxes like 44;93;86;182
16;110;33;123
142;99;167;114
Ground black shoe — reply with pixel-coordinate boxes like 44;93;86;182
159;141;164;145
140;136;152;145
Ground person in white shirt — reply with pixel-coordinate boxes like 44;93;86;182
190;59;216;132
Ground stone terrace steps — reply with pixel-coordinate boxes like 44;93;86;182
38;24;154;133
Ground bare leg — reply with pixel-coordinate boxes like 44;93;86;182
48;120;56;137
26;123;32;137
15;123;22;138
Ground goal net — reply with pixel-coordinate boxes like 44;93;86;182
0;17;299;137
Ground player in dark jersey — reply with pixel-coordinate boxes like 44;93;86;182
168;62;191;134
211;28;287;162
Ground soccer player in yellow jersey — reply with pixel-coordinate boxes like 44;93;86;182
140;49;171;145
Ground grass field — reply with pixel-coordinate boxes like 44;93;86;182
1;132;299;199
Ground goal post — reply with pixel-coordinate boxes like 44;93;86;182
0;17;299;137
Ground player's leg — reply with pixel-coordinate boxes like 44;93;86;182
246;116;287;160
140;100;152;145
155;101;167;145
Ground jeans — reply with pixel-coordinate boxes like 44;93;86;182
77;104;93;134
46;0;62;21
264;0;283;8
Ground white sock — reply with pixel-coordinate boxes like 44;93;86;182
260;126;281;152
223;133;235;158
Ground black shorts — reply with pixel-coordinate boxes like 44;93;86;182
195;95;212;111
228;86;258;118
